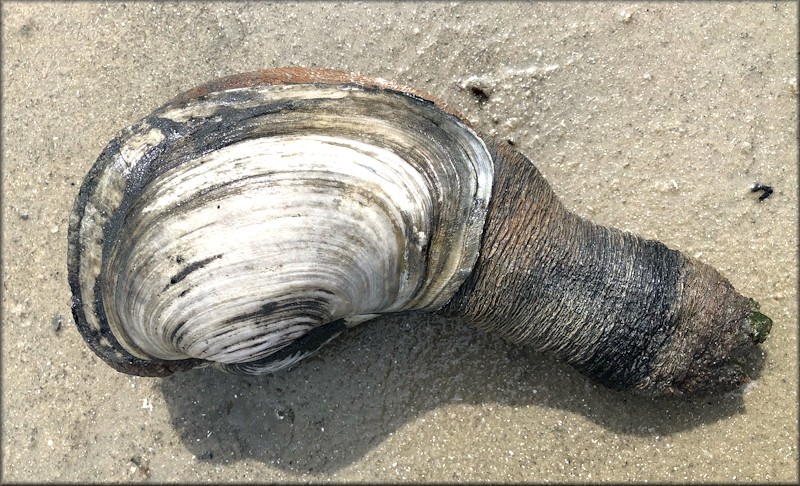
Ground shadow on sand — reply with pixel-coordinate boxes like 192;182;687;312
158;313;766;474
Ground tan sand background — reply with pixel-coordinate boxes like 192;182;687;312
2;1;797;483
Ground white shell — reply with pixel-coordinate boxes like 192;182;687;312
69;81;494;374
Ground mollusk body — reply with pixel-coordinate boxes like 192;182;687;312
68;70;492;376
69;68;770;396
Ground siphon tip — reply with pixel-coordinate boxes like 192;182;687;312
748;298;773;344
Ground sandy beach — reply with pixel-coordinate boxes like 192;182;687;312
2;2;797;482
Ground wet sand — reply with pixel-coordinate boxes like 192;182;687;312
2;2;797;482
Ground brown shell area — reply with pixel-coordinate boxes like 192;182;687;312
170;67;474;130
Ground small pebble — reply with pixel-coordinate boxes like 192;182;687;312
751;182;773;201
51;314;63;334
617;9;635;24
461;75;495;104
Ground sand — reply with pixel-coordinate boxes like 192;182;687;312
2;1;797;482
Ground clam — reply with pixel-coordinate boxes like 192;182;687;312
68;68;771;397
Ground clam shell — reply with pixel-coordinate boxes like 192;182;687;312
68;74;494;375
